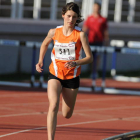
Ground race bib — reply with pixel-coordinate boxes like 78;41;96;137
54;42;75;60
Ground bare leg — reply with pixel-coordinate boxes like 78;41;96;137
47;79;62;140
61;88;78;119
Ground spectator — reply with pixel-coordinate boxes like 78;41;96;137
82;2;109;78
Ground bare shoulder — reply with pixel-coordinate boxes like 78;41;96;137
80;31;89;48
80;31;87;39
47;28;56;38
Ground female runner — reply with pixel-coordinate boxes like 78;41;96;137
36;2;93;140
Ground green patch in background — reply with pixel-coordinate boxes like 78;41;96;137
131;138;140;140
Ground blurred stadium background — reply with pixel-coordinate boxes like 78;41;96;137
0;0;140;84
1;1;140;139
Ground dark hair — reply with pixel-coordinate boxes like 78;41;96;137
62;2;83;26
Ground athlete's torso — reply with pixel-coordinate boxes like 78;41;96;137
84;15;107;43
49;25;82;80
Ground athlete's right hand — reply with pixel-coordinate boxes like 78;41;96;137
36;62;43;73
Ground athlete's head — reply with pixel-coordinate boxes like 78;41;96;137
62;2;83;26
93;2;101;14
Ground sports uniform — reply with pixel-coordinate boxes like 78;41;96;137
48;25;82;88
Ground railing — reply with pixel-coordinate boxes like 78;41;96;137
0;39;140;96
0;0;140;22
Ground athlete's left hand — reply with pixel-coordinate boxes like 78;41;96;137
65;61;77;69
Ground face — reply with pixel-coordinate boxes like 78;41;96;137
62;10;78;27
93;4;100;14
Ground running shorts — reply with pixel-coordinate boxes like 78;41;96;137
48;72;80;89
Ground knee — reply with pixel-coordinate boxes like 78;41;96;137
62;111;73;119
49;103;59;113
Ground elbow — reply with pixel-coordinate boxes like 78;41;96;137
88;56;93;64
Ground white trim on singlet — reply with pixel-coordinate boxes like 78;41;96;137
51;52;58;77
75;26;82;31
56;25;81;31
74;65;80;78
56;25;63;28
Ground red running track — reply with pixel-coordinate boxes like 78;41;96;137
0;78;140;140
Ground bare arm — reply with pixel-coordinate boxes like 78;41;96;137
82;25;88;33
76;31;93;65
65;31;93;69
36;29;55;73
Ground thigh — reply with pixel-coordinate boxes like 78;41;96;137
61;88;78;113
47;79;62;107
61;76;80;89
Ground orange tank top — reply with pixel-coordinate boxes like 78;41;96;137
49;25;82;80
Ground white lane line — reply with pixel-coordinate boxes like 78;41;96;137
0;96;138;107
0;118;119;138
123;116;140;121
1;105;140;118
75;106;140;113
0;107;18;111
0;102;48;107
76;97;138;102
0;107;40;112
0;93;47;98
0;126;47;138
0;111;64;118
0;112;44;118
1;116;140;138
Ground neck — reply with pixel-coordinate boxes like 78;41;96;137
93;13;100;17
62;25;74;36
